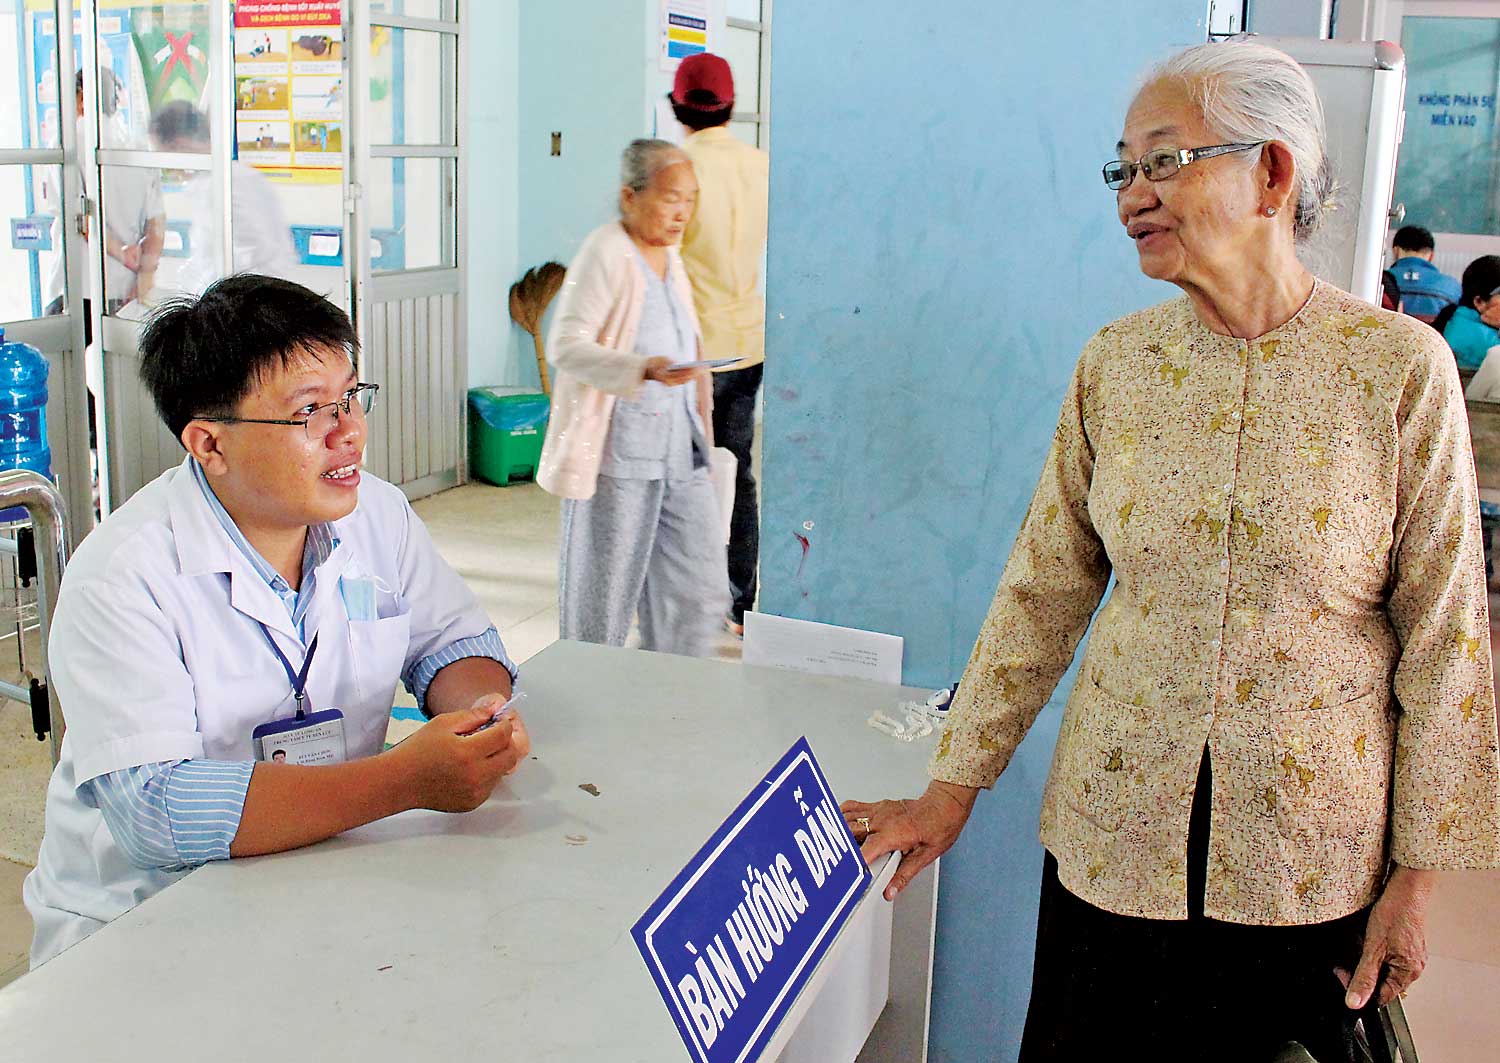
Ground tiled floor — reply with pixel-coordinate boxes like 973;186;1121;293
0;479;1495;1063
1400;866;1500;1056
0;858;30;988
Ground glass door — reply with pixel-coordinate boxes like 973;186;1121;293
0;0;91;541
349;0;464;498
85;0;231;512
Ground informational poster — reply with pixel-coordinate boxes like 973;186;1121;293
27;1;203;151
659;0;710;73
234;0;342;184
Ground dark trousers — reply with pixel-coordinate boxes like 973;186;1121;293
711;362;761;622
1019;751;1374;1063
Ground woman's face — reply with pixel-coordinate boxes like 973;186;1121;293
1115;80;1270;286
620;160;698;247
1475;291;1500;329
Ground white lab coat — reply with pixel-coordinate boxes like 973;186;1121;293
24;459;498;966
44;114;164;308
1464;343;1500;402
176;161;299;295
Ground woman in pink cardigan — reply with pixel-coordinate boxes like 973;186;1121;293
536;139;728;657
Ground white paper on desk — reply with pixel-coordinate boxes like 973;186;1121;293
742;612;903;685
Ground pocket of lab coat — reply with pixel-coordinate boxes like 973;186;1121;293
348;610;413;740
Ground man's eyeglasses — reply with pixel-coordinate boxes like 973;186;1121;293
1102;142;1266;191
194;383;380;442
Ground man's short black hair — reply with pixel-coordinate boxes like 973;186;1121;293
150;100;208;149
139;274;359;442
1393;225;1436;253
670;95;733;132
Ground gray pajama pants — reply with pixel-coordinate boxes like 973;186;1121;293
559;471;729;658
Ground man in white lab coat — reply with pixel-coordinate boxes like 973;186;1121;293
149;101;300;294
24;275;530;966
43;68;165;317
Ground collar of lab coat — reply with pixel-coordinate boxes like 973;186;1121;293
165;457;353;640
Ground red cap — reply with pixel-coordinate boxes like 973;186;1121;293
672;53;734;111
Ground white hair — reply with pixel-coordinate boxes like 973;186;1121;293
1146;39;1335;243
620;138;688;194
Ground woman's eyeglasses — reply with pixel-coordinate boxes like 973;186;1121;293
194;383;380;442
1102;142;1266;191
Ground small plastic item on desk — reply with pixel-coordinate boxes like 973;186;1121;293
867;706;935;743
464;690;527;735
896;683;959;724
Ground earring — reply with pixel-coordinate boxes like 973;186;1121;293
1264;206;1278;217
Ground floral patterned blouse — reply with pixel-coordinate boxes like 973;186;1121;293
932;280;1500;925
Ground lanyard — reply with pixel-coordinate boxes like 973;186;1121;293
259;625;319;719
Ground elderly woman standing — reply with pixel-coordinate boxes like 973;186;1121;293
537;139;728;656
845;41;1500;1061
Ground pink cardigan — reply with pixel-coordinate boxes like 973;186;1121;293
537;221;714;500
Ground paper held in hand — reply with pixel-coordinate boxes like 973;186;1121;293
667;357;747;372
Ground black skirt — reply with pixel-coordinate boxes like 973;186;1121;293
1018;751;1374;1063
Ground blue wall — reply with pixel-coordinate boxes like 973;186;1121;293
759;4;1205;1059
489;0;653;390
467;1;658;390
465;0;520;389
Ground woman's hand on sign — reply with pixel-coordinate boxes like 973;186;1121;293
643;355;703;387
841;781;979;900
390;705;528;812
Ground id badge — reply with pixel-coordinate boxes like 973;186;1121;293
252;709;347;765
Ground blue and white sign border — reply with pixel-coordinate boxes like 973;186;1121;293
634;737;871;1063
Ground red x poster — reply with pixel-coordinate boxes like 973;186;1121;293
233;0;342;182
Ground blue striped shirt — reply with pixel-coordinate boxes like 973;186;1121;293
405;628;516;713
92;760;255;870
88;463;517;870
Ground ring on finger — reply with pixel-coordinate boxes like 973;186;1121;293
855;816;871;834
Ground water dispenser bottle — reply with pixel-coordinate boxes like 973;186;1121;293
0;328;51;522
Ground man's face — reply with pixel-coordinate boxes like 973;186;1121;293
208;346;366;530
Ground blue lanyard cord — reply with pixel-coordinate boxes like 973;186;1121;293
259;626;319;719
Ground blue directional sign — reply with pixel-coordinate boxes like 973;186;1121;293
633;736;872;1063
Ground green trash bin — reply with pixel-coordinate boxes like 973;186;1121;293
468;386;550;485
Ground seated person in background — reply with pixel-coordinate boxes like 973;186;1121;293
1380;268;1401;312
150;102;299;295
1391;225;1461;319
1433;255;1500;372
1463;341;1500;402
24;275;529;967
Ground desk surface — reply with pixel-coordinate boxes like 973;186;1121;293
0;641;938;1062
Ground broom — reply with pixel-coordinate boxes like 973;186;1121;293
508;262;567;394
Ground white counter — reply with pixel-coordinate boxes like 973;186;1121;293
0;640;941;1062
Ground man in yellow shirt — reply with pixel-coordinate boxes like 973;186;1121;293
673;54;770;635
